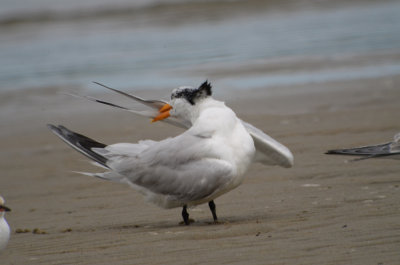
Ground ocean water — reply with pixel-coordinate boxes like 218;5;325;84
1;0;400;92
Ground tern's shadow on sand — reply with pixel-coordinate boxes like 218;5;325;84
105;211;274;232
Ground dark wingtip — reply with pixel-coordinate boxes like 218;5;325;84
325;150;337;155
46;124;109;167
47;124;62;134
47;124;56;130
92;81;111;90
325;149;356;155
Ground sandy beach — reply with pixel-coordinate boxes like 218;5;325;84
1;55;400;264
1;0;400;263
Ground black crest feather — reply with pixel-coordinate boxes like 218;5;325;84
198;80;212;96
171;80;213;105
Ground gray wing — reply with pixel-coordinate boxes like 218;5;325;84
49;124;233;203
240;120;294;168
92;82;191;128
73;83;293;167
326;142;400;160
97;133;233;203
327;132;400;160
93;82;167;109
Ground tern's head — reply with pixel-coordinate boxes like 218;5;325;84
171;81;212;106
152;81;213;122
0;196;11;217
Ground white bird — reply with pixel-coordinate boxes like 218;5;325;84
326;132;400;160
48;81;293;224
0;196;11;251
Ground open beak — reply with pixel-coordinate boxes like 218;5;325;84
0;205;11;212
152;103;172;122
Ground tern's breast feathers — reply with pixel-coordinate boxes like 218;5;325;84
189;100;256;175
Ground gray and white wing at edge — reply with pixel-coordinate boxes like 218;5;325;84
326;132;400;160
240;120;294;168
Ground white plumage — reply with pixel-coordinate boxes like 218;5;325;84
49;81;293;224
0;196;11;251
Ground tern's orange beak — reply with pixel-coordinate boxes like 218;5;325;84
152;103;172;122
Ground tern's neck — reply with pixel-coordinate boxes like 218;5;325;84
189;98;224;123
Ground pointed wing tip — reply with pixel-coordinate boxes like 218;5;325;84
282;152;294;168
325;149;355;155
288;158;294;168
71;171;98;177
325;150;336;154
47;124;61;133
92;81;110;89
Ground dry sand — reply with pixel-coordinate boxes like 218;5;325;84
1;72;400;264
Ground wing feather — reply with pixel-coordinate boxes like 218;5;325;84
99;133;233;205
241;121;294;168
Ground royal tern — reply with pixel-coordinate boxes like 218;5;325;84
49;81;293;224
326;132;400;160
0;196;11;251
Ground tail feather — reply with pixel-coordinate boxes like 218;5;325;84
90;161;109;169
47;124;109;168
73;170;138;189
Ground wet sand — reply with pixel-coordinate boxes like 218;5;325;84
1;71;400;264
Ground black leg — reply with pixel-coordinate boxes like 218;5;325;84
208;200;218;222
182;205;190;225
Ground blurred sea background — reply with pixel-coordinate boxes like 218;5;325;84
1;0;400;94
